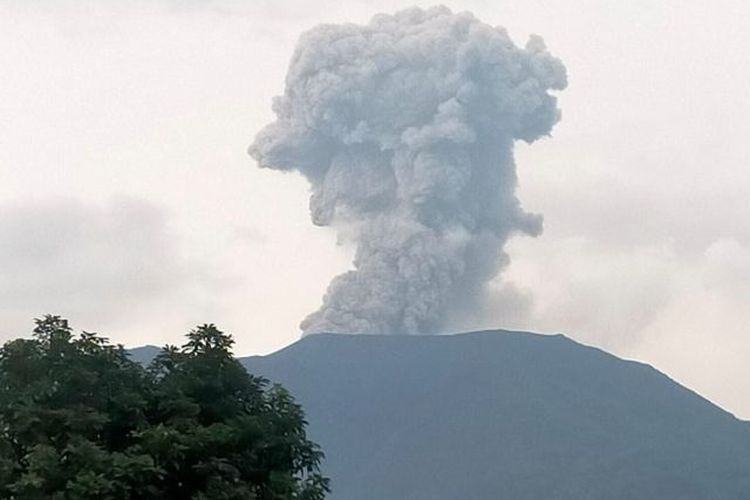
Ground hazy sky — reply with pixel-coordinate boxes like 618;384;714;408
2;0;749;418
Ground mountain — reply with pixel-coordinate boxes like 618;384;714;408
241;330;750;500
126;345;161;366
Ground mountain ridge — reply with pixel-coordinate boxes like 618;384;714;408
129;330;750;499
244;330;750;499
129;330;745;421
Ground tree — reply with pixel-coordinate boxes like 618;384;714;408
0;316;329;499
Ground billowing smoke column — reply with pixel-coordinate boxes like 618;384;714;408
250;6;566;335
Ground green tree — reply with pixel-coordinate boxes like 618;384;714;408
0;316;329;499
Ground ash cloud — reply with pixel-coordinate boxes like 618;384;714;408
250;6;566;334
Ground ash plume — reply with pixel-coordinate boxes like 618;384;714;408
250;6;566;334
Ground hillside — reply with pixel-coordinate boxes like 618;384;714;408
126;345;161;366
241;330;750;500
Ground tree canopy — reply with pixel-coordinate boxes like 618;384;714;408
0;316;329;499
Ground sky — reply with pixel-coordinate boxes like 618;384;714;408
1;0;749;418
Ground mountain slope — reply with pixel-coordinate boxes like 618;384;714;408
242;330;750;500
126;345;161;365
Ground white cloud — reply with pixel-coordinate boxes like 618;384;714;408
702;238;750;296
0;197;207;340
503;237;680;347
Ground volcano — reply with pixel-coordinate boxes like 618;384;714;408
242;330;750;500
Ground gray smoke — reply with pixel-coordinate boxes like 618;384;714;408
250;6;566;335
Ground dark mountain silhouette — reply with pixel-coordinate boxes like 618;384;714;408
240;330;750;500
126;344;161;366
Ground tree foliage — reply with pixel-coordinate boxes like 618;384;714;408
0;316;329;499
